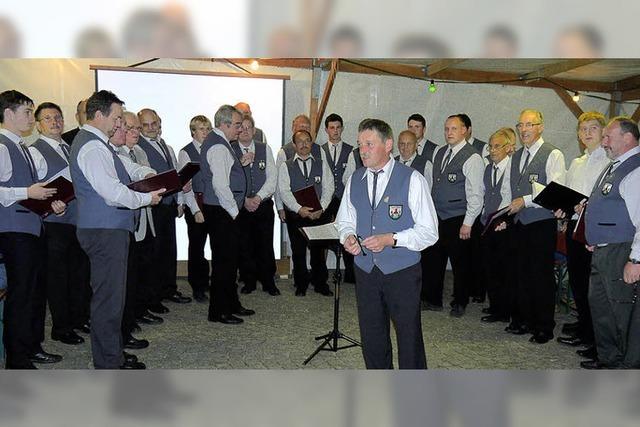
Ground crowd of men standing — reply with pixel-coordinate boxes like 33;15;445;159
1;87;639;370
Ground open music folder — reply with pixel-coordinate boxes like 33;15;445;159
19;176;75;218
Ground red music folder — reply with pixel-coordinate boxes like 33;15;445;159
178;162;200;187
127;169;181;195
481;206;514;236
19;176;76;218
293;185;322;212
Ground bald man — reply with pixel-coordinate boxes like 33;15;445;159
234;102;267;144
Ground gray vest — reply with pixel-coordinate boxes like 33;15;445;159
200;131;246;209
421;139;438;162
31;139;77;226
0;135;42;236
352;147;364;169
350;164;420;274
231;141;268;198
181;142;206;194
472;138;487;154
69;129;135;232
284;155;323;209
432;144;477;220
510;142;555;224
137;137;177;206
481;163;505;225
322;142;353;199
395;153;429;176
585;154;640;245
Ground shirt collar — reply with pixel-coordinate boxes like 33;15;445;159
40;134;65;148
82;124;109;144
446;139;468;155
213;128;229;143
614;145;640;165
238;140;255;151
294;153;314;162
362;157;394;180
0;128;22;144
400;152;417;163
494;155;509;171
526;137;544;154
327;140;342;148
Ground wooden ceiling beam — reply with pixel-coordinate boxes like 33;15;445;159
631;105;640;122
426;59;467;77
553;88;584;119
520;59;601;80
621;88;640;101
312;59;339;137
613;74;640;92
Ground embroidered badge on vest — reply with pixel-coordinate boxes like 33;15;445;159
314;176;322;184
342;162;348;169
528;173;539;183
447;173;457;182
389;205;403;220
258;160;266;170
601;182;613;195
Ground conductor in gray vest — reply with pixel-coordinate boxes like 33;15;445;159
70;90;163;369
506;109;566;344
336;118;438;369
581;116;640;369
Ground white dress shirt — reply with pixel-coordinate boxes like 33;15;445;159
237;140;277;201
566;146;609;220
433;141;486;226
609;146;640;260
76;124;153;209
480;155;512;214
518;137;567;208
178;139;203;215
0;129;43;206
336;157;439;251
277;152;334;213
118;145;157;241
28;135;72;182
206;128;241;219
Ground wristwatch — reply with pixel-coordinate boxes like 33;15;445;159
629;258;640;264
392;233;398;248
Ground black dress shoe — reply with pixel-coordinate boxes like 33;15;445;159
193;291;208;302
295;288;307;296
450;304;466;317
120;359;146;369
264;287;281;296
529;331;553;344
52;331;85;345
74;322;91;334
472;296;485;303
164;291;192;304
30;351;63;364
124;336;150;350
131;322;142;333
561;321;580;334
505;324;530;335
580;359;609;370
234;307;255;316
422;301;443;311
577;346;597;359
123;351;138;363
148;303;169;314
481;314;509;323
557;335;592;347
136;311;164;325
315;287;334;296
240;285;256;294
481;307;494;314
208;313;243;324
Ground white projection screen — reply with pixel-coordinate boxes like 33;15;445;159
95;66;286;260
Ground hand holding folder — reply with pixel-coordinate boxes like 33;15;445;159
127;169;181;195
19;176;75;217
532;181;588;216
481;206;514;236
293;185;322;212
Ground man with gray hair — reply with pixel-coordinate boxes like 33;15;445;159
234;102;267;143
201;105;254;324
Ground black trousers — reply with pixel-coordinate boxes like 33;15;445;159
512;219;557;334
354;263;426;369
0;232;45;368
43;222;91;336
77;228;129;369
481;226;512;318
470;217;487;300
285;210;329;291
237;199;277;291
422;215;472;308
151;204;178;299
566;219;594;342
127;228;158;318
203;205;242;317
324;197;355;279
184;206;209;295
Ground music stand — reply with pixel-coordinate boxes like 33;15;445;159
302;239;360;365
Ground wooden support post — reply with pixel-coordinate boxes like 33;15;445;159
553;87;584;119
609;91;622;118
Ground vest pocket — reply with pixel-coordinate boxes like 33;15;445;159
15;209;30;213
447;199;462;203
597;223;616;226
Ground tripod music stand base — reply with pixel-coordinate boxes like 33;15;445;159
303;330;361;365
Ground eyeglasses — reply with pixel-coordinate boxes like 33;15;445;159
516;122;541;130
39;115;63;123
488;143;509;151
125;126;142;133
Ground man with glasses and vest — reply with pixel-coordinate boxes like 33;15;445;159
202;104;255;324
506;109;566;344
580;116;640;369
336;118;438;369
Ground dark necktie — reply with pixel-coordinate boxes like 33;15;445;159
521;149;531;173
332;144;337;164
371;169;384;209
441;148;452;173
598;160;620;187
492;164;499;187
299;158;310;181
19;141;36;181
59;143;70;161
244;147;254;195
129;149;138;163
154;138;173;168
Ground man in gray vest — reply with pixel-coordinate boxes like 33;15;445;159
233;114;280;296
507;109;566;344
321;113;356;283
336;118;438;369
479;128;515;323
423;115;485;317
234;101;267;143
581;116;640;369
179;115;211;303
201;104;254;324
408;113;438;162
137;108;192;310
279;130;334;296
459;113;489;160
395;130;433;188
30;102;89;346
0;90;66;369
70;90;163;369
